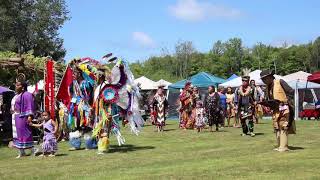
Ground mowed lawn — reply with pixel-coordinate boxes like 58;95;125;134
0;119;320;180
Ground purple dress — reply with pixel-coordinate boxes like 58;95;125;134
13;92;35;149
42;120;58;153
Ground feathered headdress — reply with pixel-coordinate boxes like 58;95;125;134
242;68;251;81
102;53;118;63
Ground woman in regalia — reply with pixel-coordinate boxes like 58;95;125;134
179;82;195;129
13;74;36;158
151;85;168;132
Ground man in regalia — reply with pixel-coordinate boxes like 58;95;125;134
235;75;255;137
260;70;295;152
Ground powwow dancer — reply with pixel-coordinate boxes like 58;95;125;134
56;58;98;150
260;70;296;152
179;82;195;129
12;73;37;158
250;80;264;124
30;111;58;157
91;54;144;154
151;85;168;132
226;87;236;127
234;71;255;137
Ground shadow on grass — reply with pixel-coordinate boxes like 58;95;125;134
55;153;68;157
163;129;176;132
108;144;155;153
288;146;304;150
254;133;265;136
143;124;153;127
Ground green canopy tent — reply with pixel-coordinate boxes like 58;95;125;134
167;72;226;118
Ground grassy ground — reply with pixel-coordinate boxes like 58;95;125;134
0;119;319;180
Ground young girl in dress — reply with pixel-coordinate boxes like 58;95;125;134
30;111;58;157
195;101;206;132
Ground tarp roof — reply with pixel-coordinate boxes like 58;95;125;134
308;71;320;83
0;86;13;94
283;71;311;82
219;70;283;88
155;79;172;89
288;79;320;89
169;72;226;89
134;76;157;90
227;74;239;81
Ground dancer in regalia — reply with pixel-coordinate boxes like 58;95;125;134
12;74;36;158
91;56;144;154
69;60;96;150
57;58;98;150
234;73;255;137
260;70;296;152
179;82;195;129
151;85;168;132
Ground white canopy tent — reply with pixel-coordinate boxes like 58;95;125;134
134;76;157;90
219;70;282;88
27;80;44;93
287;79;320;120
155;79;172;89
283;71;311;82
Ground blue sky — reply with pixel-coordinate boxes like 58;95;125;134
60;0;320;62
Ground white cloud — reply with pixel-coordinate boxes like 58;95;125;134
168;0;243;22
132;31;156;48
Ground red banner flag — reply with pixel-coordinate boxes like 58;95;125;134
45;60;55;119
56;66;73;107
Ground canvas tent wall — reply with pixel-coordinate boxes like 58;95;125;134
27;80;44;93
287;79;320;120
134;76;157;90
167;72;226;118
283;71;311;82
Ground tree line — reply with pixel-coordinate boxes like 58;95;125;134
130;37;320;83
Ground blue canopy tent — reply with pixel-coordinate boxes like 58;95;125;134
168;72;226;89
227;74;239;81
167;72;226;119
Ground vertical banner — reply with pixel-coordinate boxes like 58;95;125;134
45;59;55;119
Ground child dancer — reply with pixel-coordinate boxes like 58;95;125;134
30;111;58;157
195;101;206;132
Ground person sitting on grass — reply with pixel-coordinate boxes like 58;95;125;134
29;111;58;157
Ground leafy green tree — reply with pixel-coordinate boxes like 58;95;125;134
0;0;69;61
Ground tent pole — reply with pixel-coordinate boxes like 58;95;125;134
294;80;299;120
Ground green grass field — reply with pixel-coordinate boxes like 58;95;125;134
0;119;319;180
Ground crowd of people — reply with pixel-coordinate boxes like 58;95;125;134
176;77;265;136
10;56;144;158
8;63;297;158
175;70;296;152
